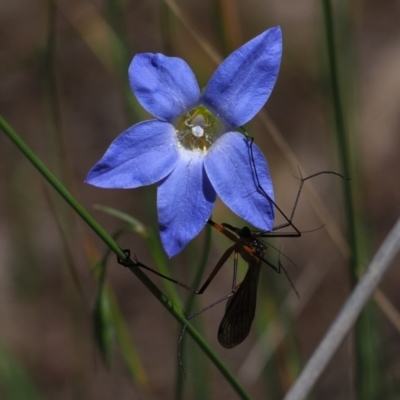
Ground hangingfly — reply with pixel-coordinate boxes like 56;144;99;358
211;222;267;348
208;220;298;348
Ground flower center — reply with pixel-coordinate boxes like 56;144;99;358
175;106;223;152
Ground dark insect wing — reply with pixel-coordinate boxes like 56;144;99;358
218;260;262;348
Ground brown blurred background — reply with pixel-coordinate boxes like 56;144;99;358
1;0;400;399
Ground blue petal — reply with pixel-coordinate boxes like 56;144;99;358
129;53;201;122
158;150;216;257
202;27;282;127
204;132;274;230
86;120;179;188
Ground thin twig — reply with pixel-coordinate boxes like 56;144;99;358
284;217;400;400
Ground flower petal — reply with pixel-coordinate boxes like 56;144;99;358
86;120;179;188
129;53;201;122
204;132;274;230
202;27;282;127
158;149;216;257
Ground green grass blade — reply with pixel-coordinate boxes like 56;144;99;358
93;278;115;365
321;1;382;397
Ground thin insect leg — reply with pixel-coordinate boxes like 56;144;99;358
178;284;237;374
188;291;236;323
269;169;346;233
263;257;280;273
178;291;235;375
279;259;300;298
258;232;300;296
287;169;347;225
259;239;299;270
247;136;346;236
277;243;300;297
246;136;300;236
118;245;235;295
196;245;235;293
118;250;201;293
178;249;241;373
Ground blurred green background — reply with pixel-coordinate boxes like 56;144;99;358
1;0;400;399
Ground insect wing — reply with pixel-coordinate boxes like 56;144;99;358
218;261;262;348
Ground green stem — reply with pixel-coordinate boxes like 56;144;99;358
321;2;381;399
322;0;358;282
0;115;252;400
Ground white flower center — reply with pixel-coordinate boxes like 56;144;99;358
190;114;206;138
191;125;204;138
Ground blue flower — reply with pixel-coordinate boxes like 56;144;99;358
86;27;282;257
